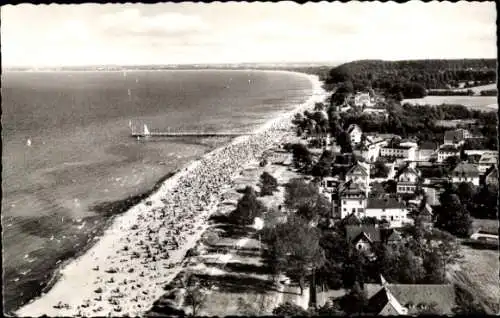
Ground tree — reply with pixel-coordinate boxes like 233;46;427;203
336;131;353;153
397;249;424;284
371;160;389;178
422;248;444;284
265;215;324;296
444;155;460;169
229;186;265;226
284;178;331;222
183;276;208;316
471;184;498;219
312;150;334;179
291;143;313;170
436;193;472;238
339;282;368;315
341;246;367;289
272;302;309;316
259;171;279;196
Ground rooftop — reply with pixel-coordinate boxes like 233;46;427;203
419;141;438;150
367;197;406;210
364;283;457;315
345;225;381;243
439;145;459;153
452;163;480;177
346;162;369;177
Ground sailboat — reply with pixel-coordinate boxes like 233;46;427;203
143;124;151;137
26;138;32;147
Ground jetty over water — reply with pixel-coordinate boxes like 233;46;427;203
131;131;253;138
130;123;254;138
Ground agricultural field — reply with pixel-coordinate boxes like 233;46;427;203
402;96;497;111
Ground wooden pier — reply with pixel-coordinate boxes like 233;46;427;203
131;131;253;138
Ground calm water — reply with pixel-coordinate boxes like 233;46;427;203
1;70;313;312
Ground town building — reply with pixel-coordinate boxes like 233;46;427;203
443;128;471;145
396;165;420;194
364;276;457;316
359;135;388;162
345;225;381;260
437;144;459;163
380;142;417;162
347;124;363;145
336;181;367;219
365;197;412;228
484;164;498;186
478;153;498;174
345;162;370;195
354;92;375;108
451;163;480;186
417;142;438;161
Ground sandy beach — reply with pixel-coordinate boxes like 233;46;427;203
16;72;327;317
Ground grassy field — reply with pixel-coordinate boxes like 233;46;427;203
403;96;497;111
448;245;500;314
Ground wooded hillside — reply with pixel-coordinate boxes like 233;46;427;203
327;59;496;92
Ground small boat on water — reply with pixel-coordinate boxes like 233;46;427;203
26;138;32;147
143;124;151;136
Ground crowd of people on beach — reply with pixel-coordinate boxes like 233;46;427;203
19;76;327;317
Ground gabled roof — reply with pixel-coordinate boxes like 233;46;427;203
380;228;402;242
479;155;498;165
366;197;406;210
365;283;457;315
439;144;459;153
346;162;368;177
365;287;407;315
452;163;480;177
346;225;381;243
339;180;366;197
395;164;419;180
485;164;498;179
347;124;361;134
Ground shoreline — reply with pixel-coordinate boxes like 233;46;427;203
15;71;327;317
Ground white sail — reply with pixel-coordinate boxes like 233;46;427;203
144;124;150;136
26;138;32;147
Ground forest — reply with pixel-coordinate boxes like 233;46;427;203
326;59;496;98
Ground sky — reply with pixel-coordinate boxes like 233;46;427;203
1;1;497;67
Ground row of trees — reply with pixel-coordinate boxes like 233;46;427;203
326;59;496;91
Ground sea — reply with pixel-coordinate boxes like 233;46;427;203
1;69;314;313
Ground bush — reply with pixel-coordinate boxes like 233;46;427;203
229;186;265;226
273;302;309;316
260;172;278;196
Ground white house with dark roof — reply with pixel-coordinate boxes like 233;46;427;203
380;140;417;161
336;181;367;219
365;197;411;228
345;162;370;195
347;124;363;145
443;128;471;145
451;163;480;186
417;142;438;161
478;153;498;173
437;144;459;163
396;165;420;194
